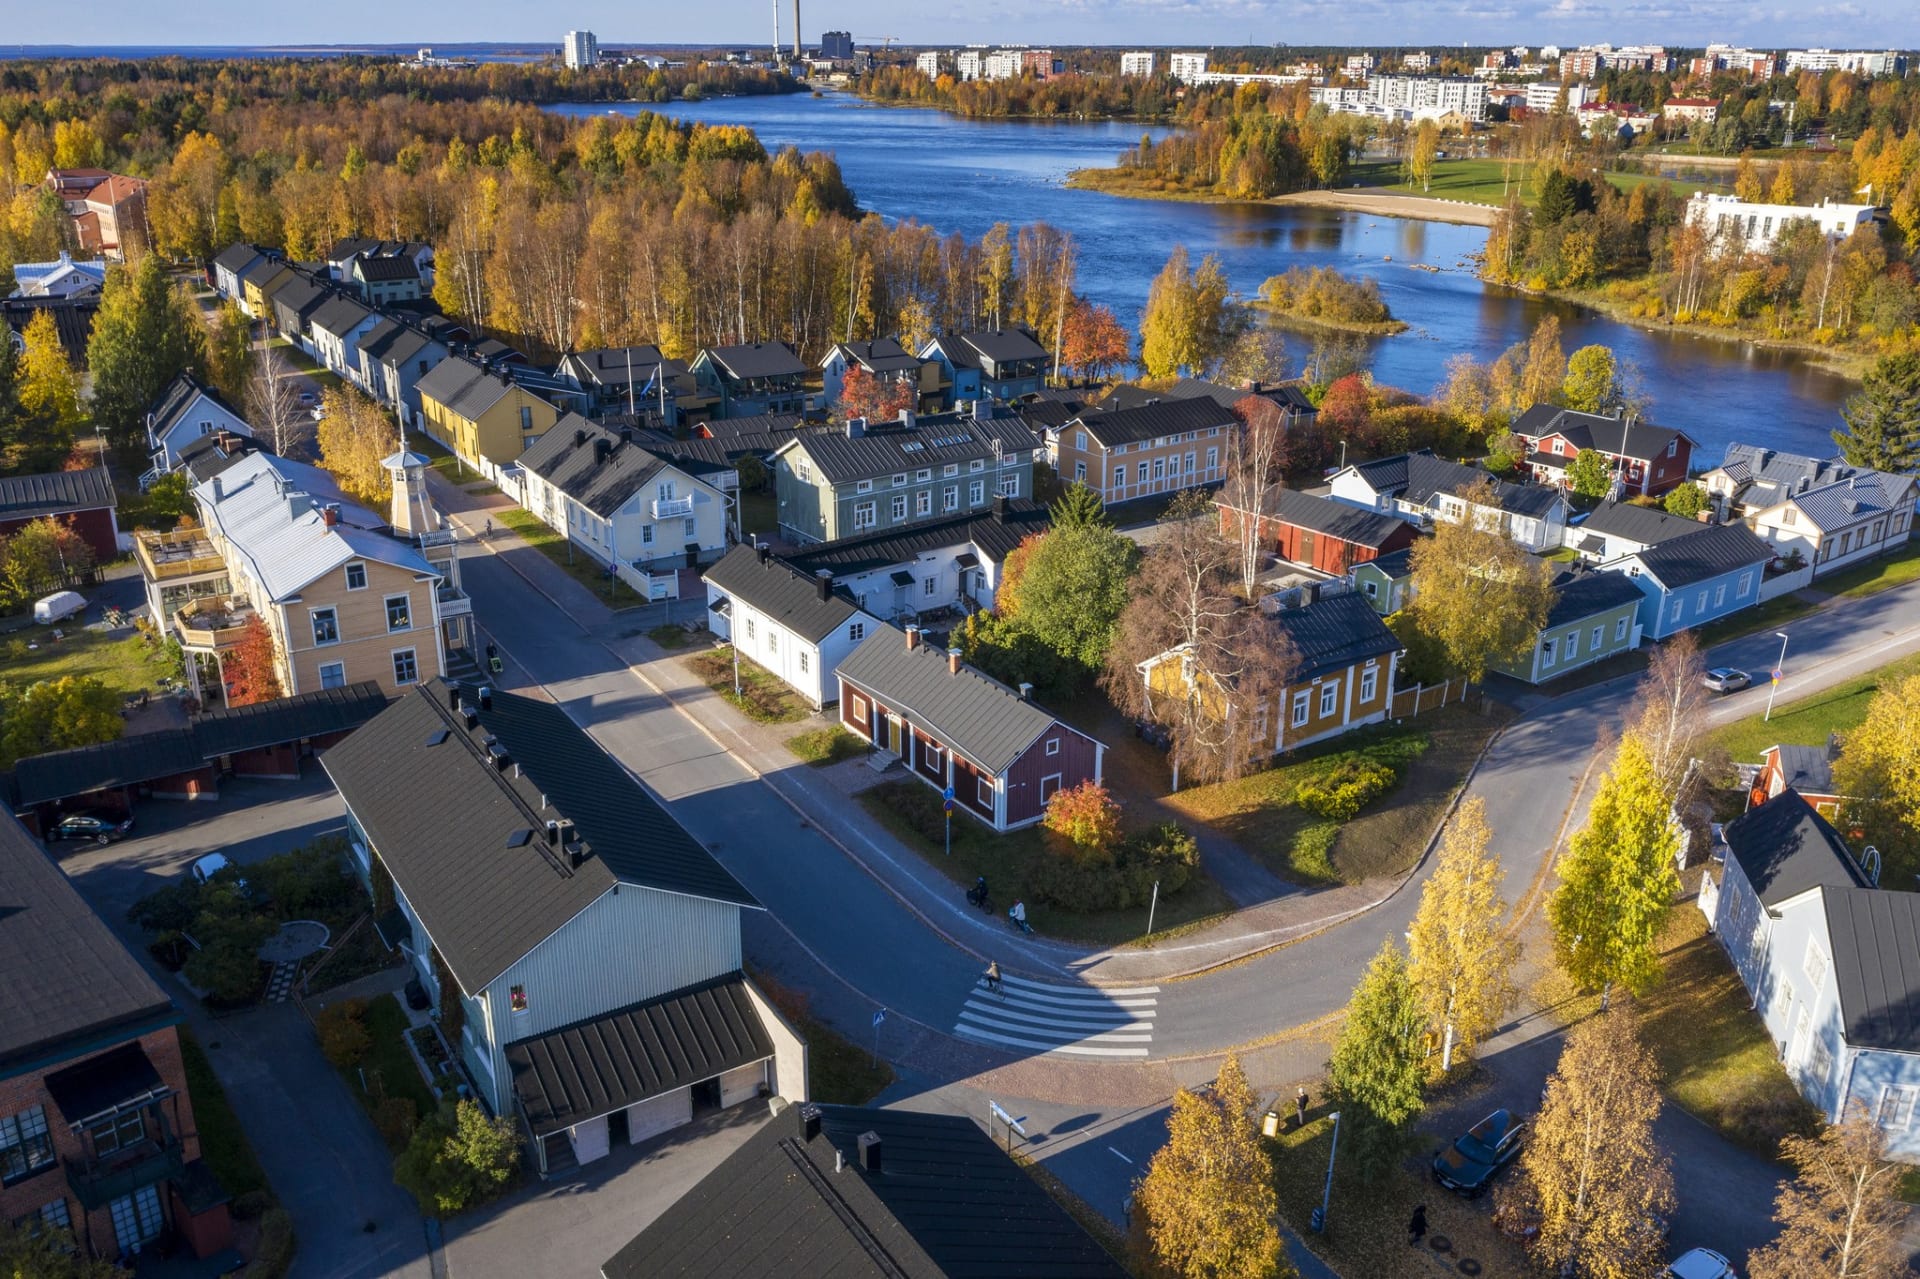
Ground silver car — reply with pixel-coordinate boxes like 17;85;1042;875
1702;668;1752;694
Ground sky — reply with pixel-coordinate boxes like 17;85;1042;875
3;0;1910;54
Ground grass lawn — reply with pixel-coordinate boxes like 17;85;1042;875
684;646;812;724
738;489;779;540
1163;708;1503;885
750;970;893;1105
1537;546;1579;563
332;993;441;1153
1706;649;1920;764
786;725;870;766
856;778;1233;945
0;627;175;696
179;1029;272;1200
491;506;648;607
1812;541;1920;600
1346;157;1730;208
1636;881;1821;1156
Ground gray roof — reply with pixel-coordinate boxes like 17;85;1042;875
1788;471;1917;533
695;413;806;442
1232;487;1413;549
351;255;419;283
1578;499;1710;549
239;258;291;289
558;346;684;390
704;544;868;644
1714;444;1863;510
417;356;515;421
505;973;773;1137
0;812;177;1075
321;682;758;993
927;327;1048;371
1544;567;1648;627
1066;396;1233;450
212;242;264;275
1102;378;1312;415
835;630;1077;774
1346;449;1561;520
1724;788;1870;908
1356;545;1414;581
826;338;922;375
781;412;1040;486
308;293;372;339
701;341;808;381
1767;743;1838;796
268;273;329;325
1513;404;1694;461
1268;593;1403;683
517;414;699;520
603;1102;1128;1279
1823;887;1920;1054
1626;522;1773;589
0;466;116;520
783;500;1050;578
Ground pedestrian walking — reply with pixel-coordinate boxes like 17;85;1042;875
1294;1085;1309;1129
484;518;492;538
1408;1204;1428;1247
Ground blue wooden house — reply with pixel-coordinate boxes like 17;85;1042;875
1603;522;1773;640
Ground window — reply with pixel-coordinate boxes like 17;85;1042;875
923;577;937;597
1320;681;1340;717
392;649;419;685
1803;938;1829;988
969;481;986;506
319;662;346;690
1714;583;1728;608
849;622;865;642
890;495;907;522
1615;616;1629;641
1667;438;1678;458
745;618;756;641
1739;571;1755;596
1542;638;1558;668
767;631;779;654
852;696;868;723
943;463;959;478
1;1106;55;1182
891;473;907;487
978;775;994;806
519;406;533;431
1291;690;1311;727
509;984;529;1013
90;1109;145;1156
1694;589;1708;615
855;501;878;530
797;462;812;482
656;479;676;501
31;1199;70;1232
1152;457;1166;480
1045;737;1060;757
915;468;932;483
799;651;810;674
108;1185;163;1252
1878;1087;1918;1131
385;594;412;632
943;485;959;512
856;479;874;494
1591;624;1603;651
1075;431;1087;451
1168;453;1181;477
969;459;985;472
999;474;1020;498
641;524;655;545
1185;450;1196;474
1565;629;1579;659
1074;462;1086;482
1206;446;1219;471
916;490;933;517
1363;580;1378;598
1360;666;1377;702
1112;466;1125;490
345;562;367;590
311;608;340;646
1137;461;1149;484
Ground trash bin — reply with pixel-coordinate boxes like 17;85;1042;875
1262;1110;1280;1138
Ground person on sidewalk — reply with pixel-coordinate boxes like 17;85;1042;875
1294;1085;1309;1129
1408;1204;1428;1247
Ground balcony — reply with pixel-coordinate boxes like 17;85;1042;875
436;580;472;619
64;1135;184;1211
651;495;695;520
135;529;224;583
174;596;258;650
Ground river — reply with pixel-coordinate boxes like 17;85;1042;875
549;92;1854;463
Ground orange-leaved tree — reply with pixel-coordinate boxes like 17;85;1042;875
838;365;915;423
1041;780;1123;866
225;614;283;707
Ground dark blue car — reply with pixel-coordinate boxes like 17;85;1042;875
1432;1108;1525;1197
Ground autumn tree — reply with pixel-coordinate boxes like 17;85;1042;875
837;365;915;424
0;676;124;769
247;345;315;459
1130;1054;1289;1279
1216;328;1292;389
1832;671;1920;879
0;517;95;608
1547;735;1680;1003
1833;351;1920;472
1748;1107;1912;1279
317;385;397;505
1220;395;1291;598
1405;120;1440;192
1140;246;1242;380
1499;1008;1674;1279
1565;448;1614;499
224;614;284;707
8;310;84;470
1626;630;1712;801
1562;344;1624;415
1403;478;1555;681
1663;482;1708;519
996;523;1139;677
1062;300;1131;384
1041;780;1124;866
1407;797;1519;1073
87;255;206;459
0;1219;120;1279
1103;493;1296;789
205;300;256;410
1326;941;1427;1171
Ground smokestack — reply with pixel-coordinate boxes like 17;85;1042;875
321;503;340;527
905;625;920;651
947;647;962;675
845;416;865;439
800;1103;823;1141
447;685;462;711
793;0;801;59
815;569;832;602
758;543;772;566
478;686;493;711
1018;682;1033;700
857;1131;883;1173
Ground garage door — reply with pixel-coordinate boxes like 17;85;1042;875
719;1062;766;1108
568;1115;610;1165
625;1089;692;1144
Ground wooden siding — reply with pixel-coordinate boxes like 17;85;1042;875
1277;656;1393;751
270;556;444;697
1229;508;1415;576
1004;723;1101;826
1053;428;1230;505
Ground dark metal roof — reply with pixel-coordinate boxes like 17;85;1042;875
1345;449;1562;521
1358;545;1414;581
0;466;116;520
835;630;1080;775
1231;487;1413;549
42;1041;166;1124
783;501;1050;578
193;682;390;758
2;294;100;365
827;339;922;375
695;413;806;442
0;813;176;1075
1513;404;1694;461
602;1102;1129;1279
928;327;1048;371
268;273;329;325
1067;396;1233;450
1724;788;1870;908
147;373;243;441
320;682;757;994
506;973;773;1137
351;254;420;283
1823;887;1920;1054
1268;593;1403;684
1626;522;1773;589
703;544;869;644
517;414;686;520
1544;567;1651;627
1578;499;1710;548
701;341;808;381
417;356;516;422
1767;743;1837;796
782;413;1040;486
212;242;264;275
308;293;373;338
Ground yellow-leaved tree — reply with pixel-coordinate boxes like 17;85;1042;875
316;385;397;506
1833;671;1920;883
1747;1106;1911;1279
1403;477;1555;682
1407;797;1519;1074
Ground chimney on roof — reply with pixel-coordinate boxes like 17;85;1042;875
321;503;341;528
1018;681;1034;700
573;427;588;448
846;416;866;439
800;1103;823;1141
478;686;493;711
857;1131;883;1174
488;743;511;771
898;408;915;429
619;426;634;446
814;569;833;602
947;646;962;675
758;543;772;566
993;495;1008;522
462;706;479;730
905;625;920;651
447;685;462;712
594;437;613;465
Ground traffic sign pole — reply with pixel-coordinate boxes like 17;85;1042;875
943;786;956;856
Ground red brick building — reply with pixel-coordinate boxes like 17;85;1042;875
1217;487;1417;575
0;813;232;1263
0;468;120;563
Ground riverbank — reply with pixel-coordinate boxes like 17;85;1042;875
1065;167;1503;227
1250;299;1409;337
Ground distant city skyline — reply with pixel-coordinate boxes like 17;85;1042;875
4;0;1912;54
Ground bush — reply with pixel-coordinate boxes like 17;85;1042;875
129;881;205;933
395;1101;522;1217
1293;756;1399;821
240;1208;296;1279
315;999;371;1068
249;836;356;917
183;939;268;1006
1027;821;1200;911
1041;781;1124;866
372;1095;419;1148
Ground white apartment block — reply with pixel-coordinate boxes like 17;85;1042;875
1525;81;1590;112
563;30;598;70
1403;52;1432;72
1687;193;1878;253
1168;52;1208;83
956;50;983;80
916;51;942;77
1785;49;1905;76
982;49;1024;80
1120;51;1156;77
1311;74;1487;123
1344;53;1377;77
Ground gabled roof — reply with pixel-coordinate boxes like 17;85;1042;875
558;346;681;390
267;272;329;324
1544;567;1648;627
704;543;869;644
836;630;1076;774
781;412;1040;486
783;500;1050;578
321;682;758;994
1577;499;1710;549
212;242;264;275
696;412;806;442
1356;545;1414;581
699;341;808;381
1513;405;1693;462
1713;444;1865;510
1787;472;1917;533
240;257;291;290
9;254;107;298
926;327;1049;370
517;414;711;521
1767;743;1838;796
1065;396;1233;451
602;1102;1129;1279
0;812;177;1075
1724;788;1870;908
308;293;374;339
350;254;419;283
1623;522;1773;590
148;373;245;441
417;356;515;422
0;467;116;520
1103;378;1313;415
1233;487;1412;549
1268;593;1402;683
825;338;922;375
1823;887;1920;1054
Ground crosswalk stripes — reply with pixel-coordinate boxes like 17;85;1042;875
951;973;1160;1058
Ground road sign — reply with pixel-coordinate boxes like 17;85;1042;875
943;798;956;813
1772;668;1784;683
872;1009;887;1027
943;785;956;801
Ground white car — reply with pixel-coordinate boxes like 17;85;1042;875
190;852;248;894
1702;668;1752;694
1667;1248;1736;1279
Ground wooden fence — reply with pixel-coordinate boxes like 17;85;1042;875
1388;675;1477;719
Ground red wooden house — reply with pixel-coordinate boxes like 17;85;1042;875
0;468;120;562
1217;487;1417;575
1513;406;1697;498
836;625;1104;832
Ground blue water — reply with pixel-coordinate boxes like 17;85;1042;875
553;91;1854;463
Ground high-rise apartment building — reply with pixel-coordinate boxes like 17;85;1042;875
1120;51;1156;77
563;30;598;70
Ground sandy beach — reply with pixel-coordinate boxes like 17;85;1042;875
1271;188;1502;227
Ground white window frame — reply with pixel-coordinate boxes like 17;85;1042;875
1542;638;1557;668
1615;616;1629;641
311;607;340;647
1319;681;1339;717
1045;737;1060;757
1291;689;1311;727
385;593;413;634
1591;624;1603;650
318;661;347;689
890;495;908;522
1360;666;1377;702
855;501;879;530
916;490;933;517
1803;938;1829;988
998;474;1020;498
856;479;874;494
848;621;865;642
969;480;986;506
1879;1086;1918;1131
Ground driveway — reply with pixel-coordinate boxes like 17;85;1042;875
57;774;435;1279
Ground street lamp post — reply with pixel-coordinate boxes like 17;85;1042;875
1763;631;1790;721
1337;439;1348;470
1310;1110;1342;1233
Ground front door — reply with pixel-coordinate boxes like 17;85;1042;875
886;714;902;756
1295;529;1316;567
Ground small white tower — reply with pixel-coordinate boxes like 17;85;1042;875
383;449;436;539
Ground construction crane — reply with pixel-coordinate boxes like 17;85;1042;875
857;35;901;53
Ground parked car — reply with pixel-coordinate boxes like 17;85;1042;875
1432;1108;1526;1196
297;389;317;405
190;852;249;895
33;590;87;624
1667;1248;1737;1279
48;811;133;845
1702;667;1752;694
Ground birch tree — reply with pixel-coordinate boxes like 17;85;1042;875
1220;395;1290;599
246;346;314;460
1407;798;1519;1073
1748;1108;1913;1279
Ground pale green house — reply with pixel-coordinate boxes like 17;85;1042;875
1352;546;1415;616
1493;567;1646;684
